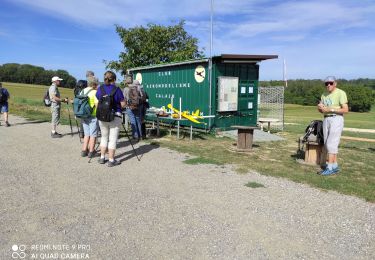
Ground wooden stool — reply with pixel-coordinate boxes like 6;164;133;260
305;141;327;165
231;125;258;151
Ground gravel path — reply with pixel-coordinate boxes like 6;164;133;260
0;115;374;260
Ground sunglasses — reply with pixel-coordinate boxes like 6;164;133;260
325;82;334;86
104;77;113;81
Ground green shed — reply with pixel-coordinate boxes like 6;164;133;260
128;54;278;130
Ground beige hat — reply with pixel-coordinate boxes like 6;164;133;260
52;76;63;82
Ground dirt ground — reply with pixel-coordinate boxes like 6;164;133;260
0;115;374;259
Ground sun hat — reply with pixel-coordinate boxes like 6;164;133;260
51;76;63;82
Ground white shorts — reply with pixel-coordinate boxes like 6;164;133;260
323;115;344;154
98;117;121;150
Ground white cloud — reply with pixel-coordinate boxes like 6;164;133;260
4;0;375;79
224;1;372;39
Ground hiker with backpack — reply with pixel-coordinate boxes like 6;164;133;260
139;83;149;139
75;76;99;158
49;76;68;138
96;71;126;167
317;76;349;176
124;79;143;140
0;82;11;127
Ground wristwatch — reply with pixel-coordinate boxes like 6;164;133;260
330;108;335;113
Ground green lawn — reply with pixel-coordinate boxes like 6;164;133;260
3;82;375;202
3;82;74;124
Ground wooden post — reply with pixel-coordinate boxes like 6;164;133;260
231;125;258;151
305;142;327;165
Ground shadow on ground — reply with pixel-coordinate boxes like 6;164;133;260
116;140;160;162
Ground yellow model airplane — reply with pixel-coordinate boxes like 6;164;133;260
192;109;203;119
167;104;204;124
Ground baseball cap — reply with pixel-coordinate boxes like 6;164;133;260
324;76;336;82
52;76;63;82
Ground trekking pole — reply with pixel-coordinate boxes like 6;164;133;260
74;118;82;143
65;99;73;136
121;123;140;161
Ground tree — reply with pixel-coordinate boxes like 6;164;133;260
0;63;76;88
260;79;374;112
106;20;204;75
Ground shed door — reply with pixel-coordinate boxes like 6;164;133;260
238;80;257;113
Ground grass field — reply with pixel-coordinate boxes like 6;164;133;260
3;82;375;202
3;82;74;124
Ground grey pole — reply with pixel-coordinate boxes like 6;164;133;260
208;0;213;128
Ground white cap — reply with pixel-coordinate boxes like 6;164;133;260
51;76;63;82
324;76;336;82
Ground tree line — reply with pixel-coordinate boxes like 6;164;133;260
260;79;375;112
0;63;77;88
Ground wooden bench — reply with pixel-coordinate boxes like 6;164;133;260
231;125;258;151
258;118;280;133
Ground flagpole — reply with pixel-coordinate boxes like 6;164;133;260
283;58;288;88
208;0;213;128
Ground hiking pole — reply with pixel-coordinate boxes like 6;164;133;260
121;123;140;161
88;139;101;164
74;118;82;143
65;99;73;136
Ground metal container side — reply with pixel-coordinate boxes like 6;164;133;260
130;60;261;130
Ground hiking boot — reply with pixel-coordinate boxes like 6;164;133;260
88;151;96;158
107;160;121;167
5;121;10;127
98;157;106;164
51;132;62;138
81;150;88;157
320;167;339;176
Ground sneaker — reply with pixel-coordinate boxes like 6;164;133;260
5;121;10;127
81;150;88;157
51;132;62;138
98;157;106;164
320;167;338;176
88;151;96;158
107;159;121;167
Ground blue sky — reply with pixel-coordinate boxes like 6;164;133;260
1;0;374;81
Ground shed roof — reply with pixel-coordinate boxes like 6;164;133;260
215;54;278;62
128;54;278;72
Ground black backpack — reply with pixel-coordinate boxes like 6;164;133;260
74;80;88;96
43;88;51;107
0;88;7;103
96;86;118;122
302;120;324;144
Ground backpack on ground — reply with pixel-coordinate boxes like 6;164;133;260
0;88;7;103
128;85;140;109
302;120;324;144
96;86;118;122
43;88;51;107
73;89;93;118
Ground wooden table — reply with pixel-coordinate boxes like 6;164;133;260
258;118;280;133
231;125;259;151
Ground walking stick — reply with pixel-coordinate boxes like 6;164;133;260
74;118;82;143
65;100;73;136
121;123;140;161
